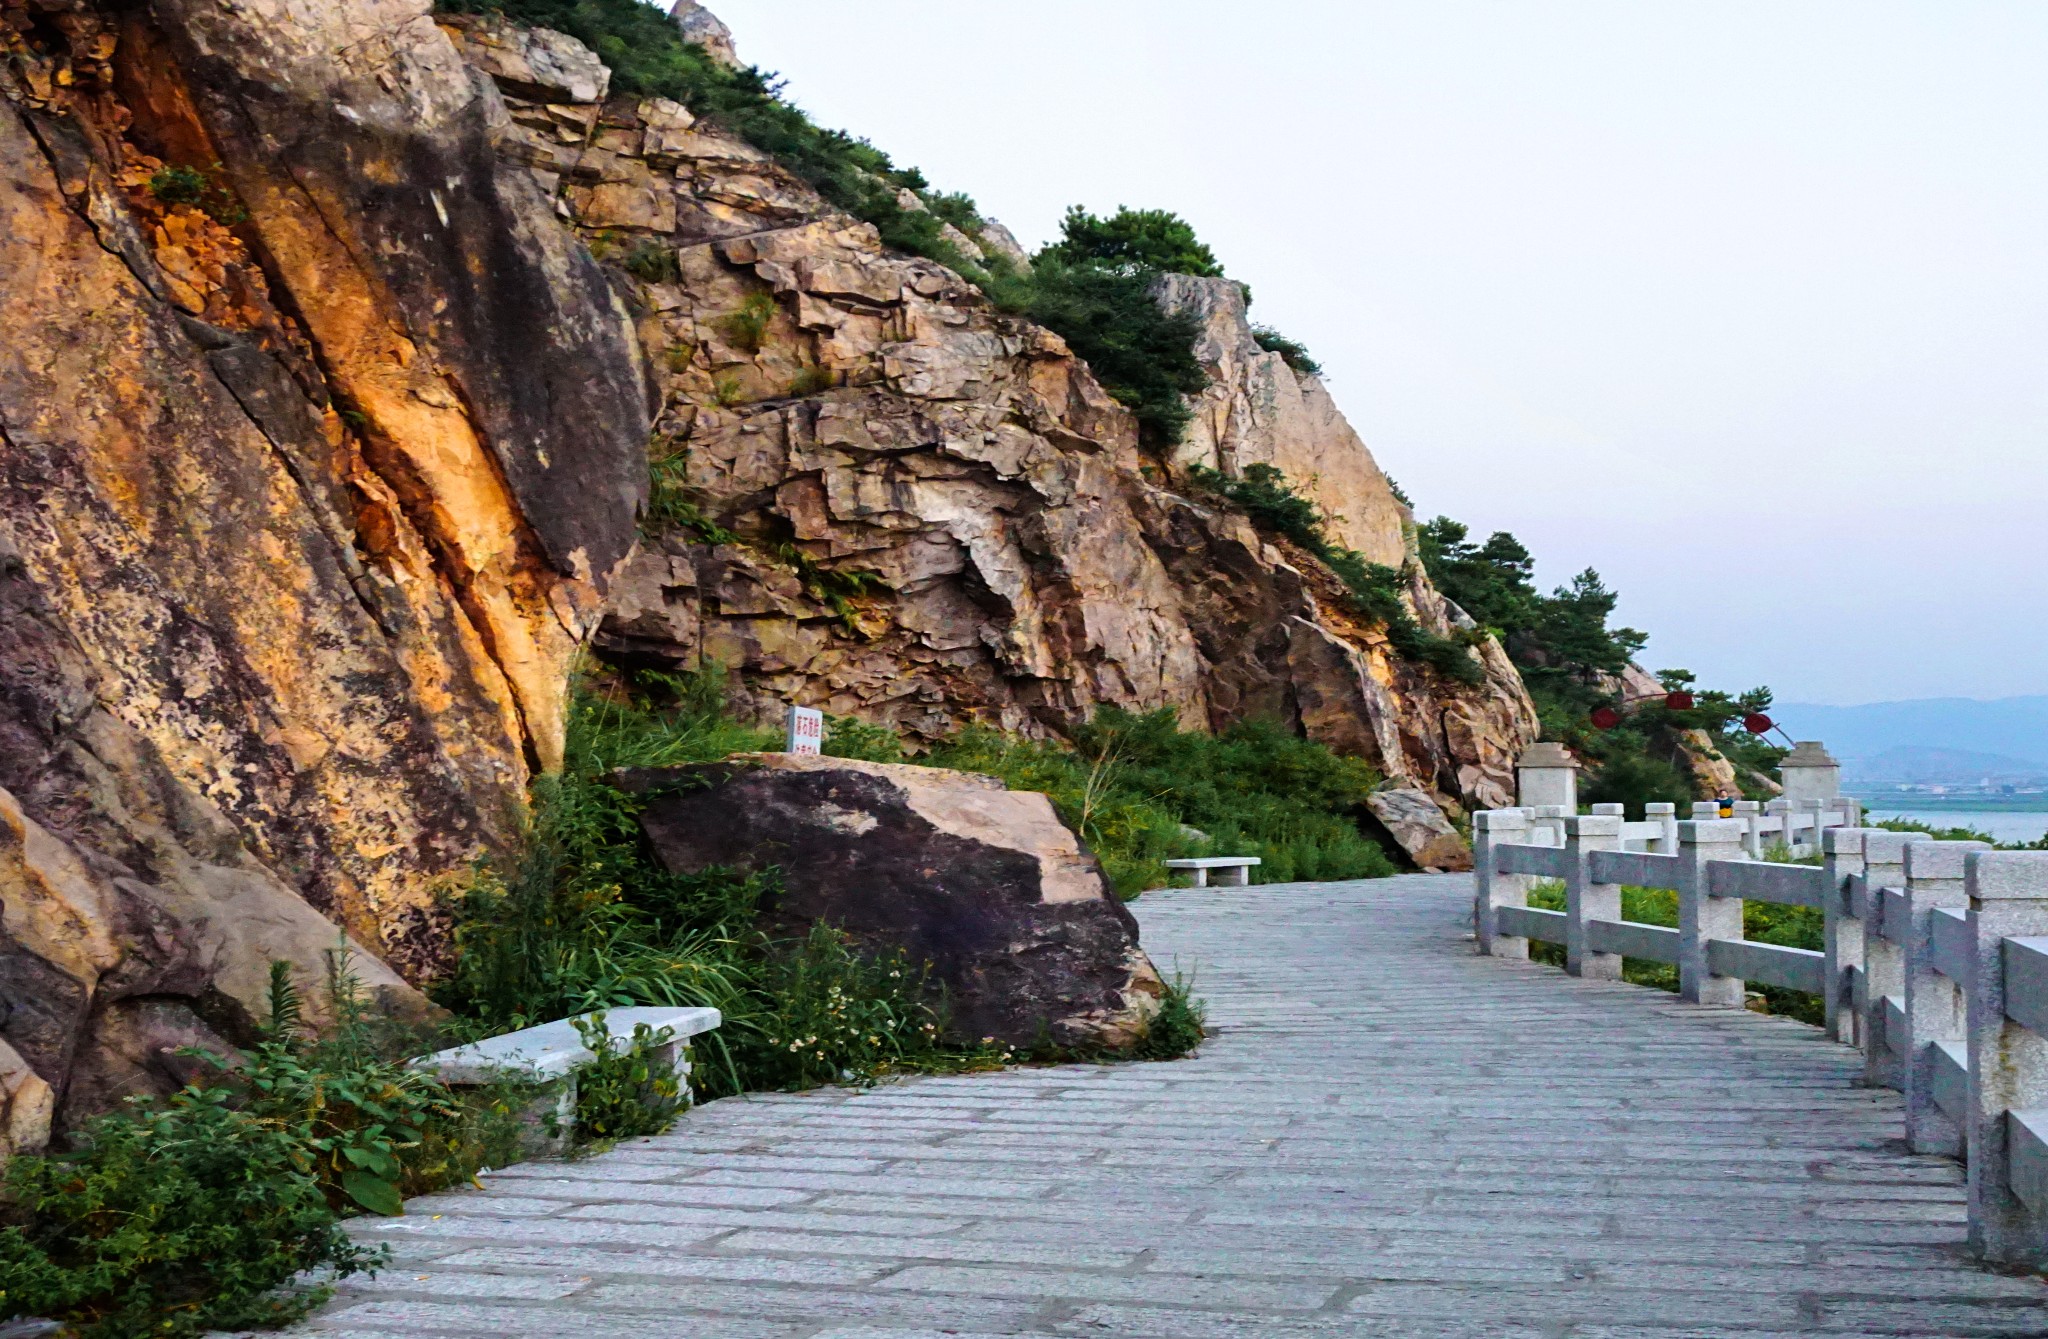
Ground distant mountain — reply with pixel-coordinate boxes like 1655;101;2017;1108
1775;696;2048;767
1843;745;2048;787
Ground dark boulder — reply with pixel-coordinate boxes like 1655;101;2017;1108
626;754;1164;1050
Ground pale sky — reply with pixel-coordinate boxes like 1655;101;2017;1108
711;1;2048;706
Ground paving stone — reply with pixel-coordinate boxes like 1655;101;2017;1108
263;875;2023;1338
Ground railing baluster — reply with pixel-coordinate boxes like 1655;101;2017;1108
1677;819;1747;1006
1862;832;1932;1090
1473;808;1531;960
1823;827;1868;1047
1563;814;1624;980
1902;841;1988;1156
1965;851;2048;1264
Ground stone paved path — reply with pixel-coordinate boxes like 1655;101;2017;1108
295;875;2048;1337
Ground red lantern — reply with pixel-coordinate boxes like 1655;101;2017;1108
1665;691;1695;710
1589;705;1622;730
1743;712;1774;734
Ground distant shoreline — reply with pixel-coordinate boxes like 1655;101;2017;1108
1847;794;2048;813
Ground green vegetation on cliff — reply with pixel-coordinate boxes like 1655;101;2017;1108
1188;464;1482;683
1418;517;1785;805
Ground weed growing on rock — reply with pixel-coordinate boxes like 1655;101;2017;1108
715;291;778;354
570;1015;686;1145
1135;972;1207;1060
433;668;998;1096
621;240;681;284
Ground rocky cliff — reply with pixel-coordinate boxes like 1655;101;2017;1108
0;0;1535;1153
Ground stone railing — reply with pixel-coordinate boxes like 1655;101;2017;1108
1474;810;2048;1264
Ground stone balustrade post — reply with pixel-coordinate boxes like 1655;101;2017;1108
1590;803;1625;819
1863;831;1932;1090
1733;799;1763;858
1823;827;1868;1046
1964;852;2048;1264
1902;840;1989;1155
1676;819;1748;1006
1473;809;1531;960
1563;814;1625;980
1645;802;1678;855
1530;804;1569;848
1692;801;1720;821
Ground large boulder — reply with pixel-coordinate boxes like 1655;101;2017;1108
626;755;1164;1050
1365;787;1473;872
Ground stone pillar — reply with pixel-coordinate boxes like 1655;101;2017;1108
1530;804;1569;848
1677;819;1748;1006
1645;802;1678;854
1473;809;1532;960
1780;740;1842;805
1823;827;1869;1046
1563;815;1624;980
1516;743;1579;812
1863;831;1932;1089
1733;799;1763;858
1902;841;1989;1155
1964;851;2048;1265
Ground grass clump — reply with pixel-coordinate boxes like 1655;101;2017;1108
909;706;1398;894
715;291;779;354
1135;973;1207;1060
1188;464;1481;683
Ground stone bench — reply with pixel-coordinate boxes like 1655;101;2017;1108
416;1005;720;1154
1164;856;1262;888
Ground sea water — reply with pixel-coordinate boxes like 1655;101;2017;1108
1864;809;2048;845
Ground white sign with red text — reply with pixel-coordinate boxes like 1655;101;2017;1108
786;705;823;756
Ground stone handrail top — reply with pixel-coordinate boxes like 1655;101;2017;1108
1163;856;1262;868
418;1006;722;1085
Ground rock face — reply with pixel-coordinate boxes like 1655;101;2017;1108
0;0;647;1148
435;22;1538;814
0;0;1541;1146
1155;274;1411;567
628;755;1164;1049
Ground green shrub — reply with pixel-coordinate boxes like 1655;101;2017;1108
231;958;457;1218
985;256;1205;444
1251;324;1322;376
0;1089;384;1337
732;925;998;1089
570;1015;686;1145
1040;205;1225;278
1188;464;1481;683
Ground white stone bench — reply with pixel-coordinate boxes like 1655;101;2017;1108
1164;856;1262;888
416;1006;720;1153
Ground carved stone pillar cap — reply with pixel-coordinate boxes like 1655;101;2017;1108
1517;742;1579;770
1781;740;1839;768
